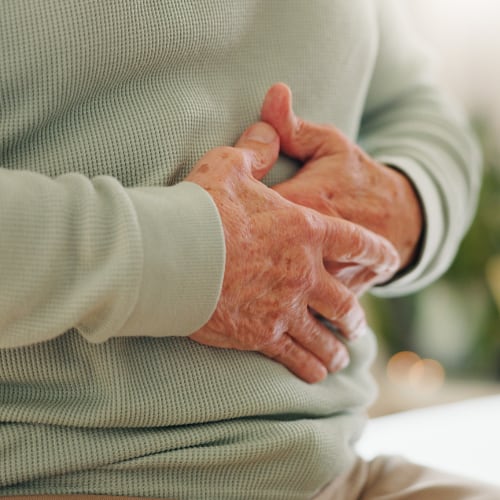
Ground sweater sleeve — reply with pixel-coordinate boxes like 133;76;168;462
359;0;482;297
0;169;225;348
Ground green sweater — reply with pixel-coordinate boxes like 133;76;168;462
0;1;480;499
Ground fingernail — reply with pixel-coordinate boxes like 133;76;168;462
329;350;349;372
246;123;277;143
350;324;369;341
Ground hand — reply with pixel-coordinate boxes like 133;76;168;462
261;83;423;289
187;122;399;383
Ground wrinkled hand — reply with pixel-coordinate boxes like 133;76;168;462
187;122;399;383
261;83;423;292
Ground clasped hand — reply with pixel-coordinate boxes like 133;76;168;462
187;85;416;384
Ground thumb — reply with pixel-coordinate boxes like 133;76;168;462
234;121;280;180
261;82;345;161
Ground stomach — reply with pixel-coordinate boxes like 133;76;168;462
0;329;377;498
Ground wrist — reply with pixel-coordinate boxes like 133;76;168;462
378;162;424;270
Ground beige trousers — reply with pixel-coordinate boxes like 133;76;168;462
4;457;500;500
314;455;500;500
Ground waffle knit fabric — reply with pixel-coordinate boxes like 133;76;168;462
0;1;480;499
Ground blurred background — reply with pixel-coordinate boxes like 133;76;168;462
366;0;500;416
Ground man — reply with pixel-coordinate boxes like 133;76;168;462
0;1;496;498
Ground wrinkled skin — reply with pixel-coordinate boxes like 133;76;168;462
187;122;400;383
262;83;423;281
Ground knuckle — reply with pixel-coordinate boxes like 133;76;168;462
213;145;234;156
212;146;241;162
279;339;296;358
348;224;365;249
265;337;292;359
289;262;318;297
294;117;307;137
335;292;358;320
208;146;255;178
328;124;350;147
302;320;322;345
336;133;351;150
295;206;322;241
257;322;284;352
345;226;370;263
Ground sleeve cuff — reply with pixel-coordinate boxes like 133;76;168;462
119;181;225;337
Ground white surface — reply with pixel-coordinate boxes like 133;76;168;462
357;395;500;486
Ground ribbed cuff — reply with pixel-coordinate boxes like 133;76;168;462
120;182;225;337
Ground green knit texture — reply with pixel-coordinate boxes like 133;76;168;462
0;1;479;498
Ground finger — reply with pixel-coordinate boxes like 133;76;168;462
233;121;280;180
308;270;367;341
319;214;400;279
325;262;384;296
261;82;346;161
289;312;350;373
261;334;328;384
